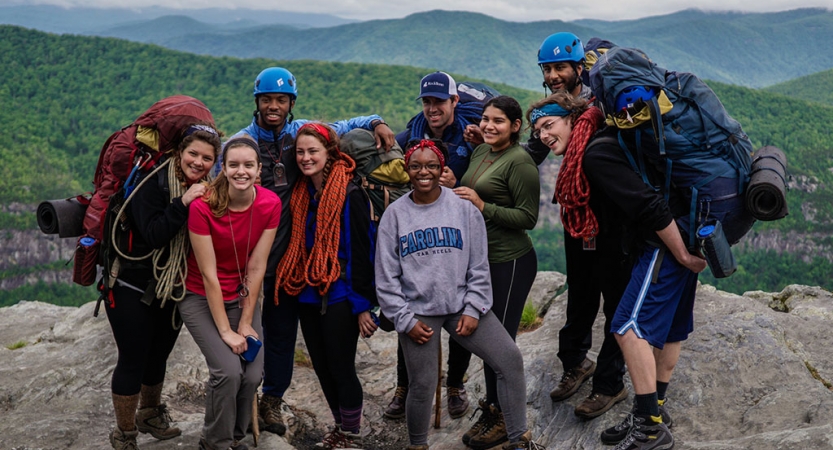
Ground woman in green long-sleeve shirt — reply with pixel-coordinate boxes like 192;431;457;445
454;95;540;449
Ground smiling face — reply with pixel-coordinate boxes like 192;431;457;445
406;148;443;203
223;144;261;192
541;62;582;96
256;93;294;130
295;134;328;186
179;139;216;184
480;105;521;152
533;115;572;156
421;95;458;138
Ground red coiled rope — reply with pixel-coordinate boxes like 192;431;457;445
554;106;604;240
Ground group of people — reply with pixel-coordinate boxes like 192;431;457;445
100;30;744;450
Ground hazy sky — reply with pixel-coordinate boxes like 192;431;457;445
10;0;833;22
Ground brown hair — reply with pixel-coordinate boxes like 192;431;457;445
208;135;261;218
525;91;589;131
171;129;222;189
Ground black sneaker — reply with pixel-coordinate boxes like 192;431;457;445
601;404;673;445
611;415;673;450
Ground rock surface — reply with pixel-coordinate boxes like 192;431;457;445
1;274;833;449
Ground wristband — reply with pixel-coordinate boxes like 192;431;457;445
372;120;387;130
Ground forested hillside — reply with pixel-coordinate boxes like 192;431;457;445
2;25;833;306
765;69;833;107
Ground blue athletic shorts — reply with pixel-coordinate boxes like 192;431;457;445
611;245;698;349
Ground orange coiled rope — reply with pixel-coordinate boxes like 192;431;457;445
274;155;356;304
554;106;604;240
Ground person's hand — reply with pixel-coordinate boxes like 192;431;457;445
181;183;208;207
407;320;434;345
464;124;484;146
220;329;247;354
439;167;457;188
358;311;378;338
680;252;708;274
456;315;479;337
236;323;258;342
453;186;485;211
374;123;396;152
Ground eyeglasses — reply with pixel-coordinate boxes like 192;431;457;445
531;118;557;140
407;163;442;172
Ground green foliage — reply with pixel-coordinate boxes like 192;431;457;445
0;211;37;230
700;249;833;294
765;69;833;107
0;281;97;308
529;225;567;274
519;301;542;331
6;340;27;350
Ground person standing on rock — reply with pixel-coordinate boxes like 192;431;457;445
180;136;281;450
376;139;542;450
274;123;378;449
527;87;631;419
228;67;394;436
105;125;221;450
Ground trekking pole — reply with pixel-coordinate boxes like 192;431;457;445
434;343;442;428
252;396;260;446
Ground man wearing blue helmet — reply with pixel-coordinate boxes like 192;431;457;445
233;66;395;437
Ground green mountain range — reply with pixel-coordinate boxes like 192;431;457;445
16;8;833;92
2;24;833;304
766;69;833;107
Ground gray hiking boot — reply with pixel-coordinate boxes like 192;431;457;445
135;403;181;440
110;427;140;450
601;403;673;445
612;415;674;450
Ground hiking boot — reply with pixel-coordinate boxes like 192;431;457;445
467;404;507;449
258;394;287;436
501;430;547;450
383;386;407;420
314;426;362;449
612;415;674;450
550;357;596;402
231;441;249;450
601;403;674;445
110;427;139;450
575;388;628;420
447;386;470;419
135;403;181;440
406;446;429;450
461;399;494;445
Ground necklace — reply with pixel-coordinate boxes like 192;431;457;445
228;187;256;302
468;146;508;187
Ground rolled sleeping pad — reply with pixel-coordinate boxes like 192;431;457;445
746;146;788;221
37;197;88;237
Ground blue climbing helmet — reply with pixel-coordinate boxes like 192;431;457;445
615;86;656;112
538;32;585;65
253;67;298;99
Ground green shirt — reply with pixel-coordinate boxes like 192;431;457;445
461;143;540;263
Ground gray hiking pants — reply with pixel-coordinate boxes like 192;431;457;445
179;293;263;449
400;310;527;445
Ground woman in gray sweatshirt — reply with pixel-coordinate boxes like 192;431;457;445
375;139;540;450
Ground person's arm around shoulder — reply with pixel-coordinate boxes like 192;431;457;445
329;114;395;151
457;199;492;336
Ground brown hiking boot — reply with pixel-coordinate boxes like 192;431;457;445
384;386;407;419
501;430;546;449
135;403;180;440
549;357;596;402
258;394;287;436
447;386;470;419
110;427;140;450
574;387;628;420
467;404;507;449
461;399;494;445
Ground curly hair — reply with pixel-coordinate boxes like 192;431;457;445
525;91;589;131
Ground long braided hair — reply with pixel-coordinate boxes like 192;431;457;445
527;92;603;240
275;122;357;304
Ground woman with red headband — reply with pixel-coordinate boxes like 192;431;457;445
376;139;540;450
274;122;377;449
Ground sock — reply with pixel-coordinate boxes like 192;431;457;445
340;405;362;434
656;381;669;403
139;382;164;409
634;392;660;420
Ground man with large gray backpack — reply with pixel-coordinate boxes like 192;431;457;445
586;46;757;449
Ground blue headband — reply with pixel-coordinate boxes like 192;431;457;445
530;103;571;123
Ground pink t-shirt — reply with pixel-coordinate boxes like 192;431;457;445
186;185;281;301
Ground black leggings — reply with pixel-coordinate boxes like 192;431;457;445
298;300;363;411
485;248;537;407
105;282;181;395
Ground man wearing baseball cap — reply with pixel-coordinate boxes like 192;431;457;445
386;71;485;421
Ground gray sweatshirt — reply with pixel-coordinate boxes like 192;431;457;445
375;187;493;334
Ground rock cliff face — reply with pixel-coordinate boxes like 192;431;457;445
1;274;832;450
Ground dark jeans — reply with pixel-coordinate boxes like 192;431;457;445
261;277;300;399
396;332;472;389
559;231;629;396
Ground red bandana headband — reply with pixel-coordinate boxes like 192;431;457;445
298;122;332;144
404;139;446;168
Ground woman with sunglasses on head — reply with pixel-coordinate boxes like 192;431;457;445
376;139;541;450
274;122;377;449
105;124;221;450
179;135;281;450
453;95;541;450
